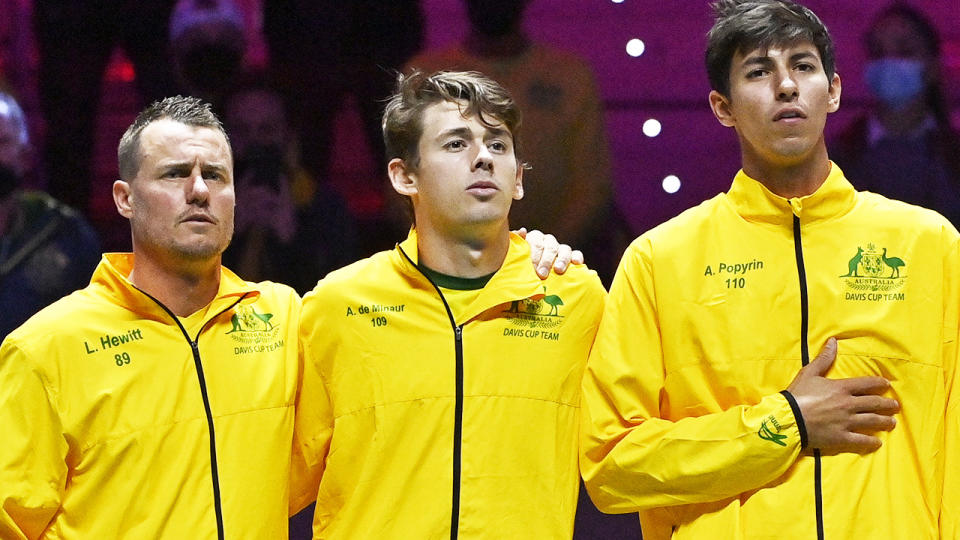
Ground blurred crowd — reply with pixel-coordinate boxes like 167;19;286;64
0;0;957;345
0;0;958;538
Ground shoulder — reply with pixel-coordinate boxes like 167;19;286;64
247;280;302;310
856;190;957;234
3;285;101;352
303;249;398;305
634;194;729;253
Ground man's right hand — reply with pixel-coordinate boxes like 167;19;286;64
786;338;899;454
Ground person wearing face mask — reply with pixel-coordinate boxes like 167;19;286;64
0;92;100;340
830;3;960;227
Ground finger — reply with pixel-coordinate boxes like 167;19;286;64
841;376;892;396
515;227;528;239
526;230;545;273
851;394;899;414
536;234;560;279
848;412;897;432
571;249;584;265
804;337;838;376
839;432;884;454
552;245;573;274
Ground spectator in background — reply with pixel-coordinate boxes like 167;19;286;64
222;81;359;294
263;1;423;192
830;2;960;226
0;91;100;340
169;0;247;113
406;0;620;285
33;0;178;212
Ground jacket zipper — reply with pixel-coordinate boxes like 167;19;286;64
451;324;464;540
399;247;464;540
792;215;824;540
136;288;246;540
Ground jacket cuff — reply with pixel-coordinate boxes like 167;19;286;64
779;390;808;448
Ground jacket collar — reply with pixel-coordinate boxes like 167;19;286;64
395;229;547;324
91;253;260;323
727;162;857;226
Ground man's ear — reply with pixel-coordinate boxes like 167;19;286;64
512;164;524;201
827;72;842;113
388;158;418;197
709;90;736;128
113;179;133;219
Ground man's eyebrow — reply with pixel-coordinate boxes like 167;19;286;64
201;163;230;173
789;51;819;64
158;161;192;172
484;126;511;140
741;56;775;70
158;161;230;174
436;126;472;140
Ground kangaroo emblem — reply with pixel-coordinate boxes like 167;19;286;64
228;307;274;333
840;247;863;277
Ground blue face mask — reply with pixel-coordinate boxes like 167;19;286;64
865;58;926;109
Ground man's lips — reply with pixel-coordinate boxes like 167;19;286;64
180;213;216;224
773;108;807;121
467;180;498;191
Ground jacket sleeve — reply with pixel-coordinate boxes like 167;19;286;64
0;339;68;540
941;229;960;539
579;238;804;513
288;291;336;516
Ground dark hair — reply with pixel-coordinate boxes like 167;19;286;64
382;70;523;168
706;0;836;97
118;95;230;181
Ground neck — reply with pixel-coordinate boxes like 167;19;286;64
876;98;930;136
415;222;511;278
464;30;531;59
129;249;222;317
741;143;832;199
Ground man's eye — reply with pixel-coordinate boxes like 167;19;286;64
747;69;766;78
796;63;814;72
445;140;466;150
489;141;507;152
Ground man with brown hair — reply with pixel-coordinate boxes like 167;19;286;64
293;70;606;538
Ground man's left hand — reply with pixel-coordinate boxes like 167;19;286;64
516;228;584;279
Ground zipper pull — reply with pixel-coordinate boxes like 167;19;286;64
455;325;462;342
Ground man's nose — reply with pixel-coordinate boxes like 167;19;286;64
186;171;210;203
473;144;493;172
777;71;799;100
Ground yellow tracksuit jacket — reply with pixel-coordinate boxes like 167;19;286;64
293;231;606;539
581;165;960;539
0;254;301;539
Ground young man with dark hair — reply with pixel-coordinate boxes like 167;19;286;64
580;1;958;538
293;70;606;538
